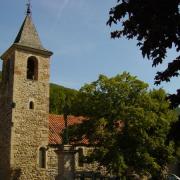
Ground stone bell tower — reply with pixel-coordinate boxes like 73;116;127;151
0;5;53;180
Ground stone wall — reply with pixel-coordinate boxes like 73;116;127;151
0;47;52;180
0;51;15;179
11;49;50;179
47;146;58;179
47;145;76;180
0;47;106;180
74;146;107;176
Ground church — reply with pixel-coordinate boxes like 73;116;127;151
0;5;102;180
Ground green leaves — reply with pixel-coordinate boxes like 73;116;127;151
107;0;180;113
67;72;177;178
49;83;78;115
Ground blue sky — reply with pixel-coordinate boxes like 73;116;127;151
0;0;179;93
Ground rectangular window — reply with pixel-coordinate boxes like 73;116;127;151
39;147;46;168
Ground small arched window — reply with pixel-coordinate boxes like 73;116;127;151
39;147;46;168
27;56;38;80
29;101;34;109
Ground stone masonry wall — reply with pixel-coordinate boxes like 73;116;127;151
47;147;59;180
10;49;51;180
0;51;15;179
0;47;53;180
74;146;107;176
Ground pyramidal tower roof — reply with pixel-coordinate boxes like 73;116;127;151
1;3;52;60
14;14;44;50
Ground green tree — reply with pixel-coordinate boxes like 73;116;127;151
49;83;78;115
176;107;180;116
68;72;177;179
107;0;180;107
49;83;79;144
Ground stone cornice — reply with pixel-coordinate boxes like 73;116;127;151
1;43;53;60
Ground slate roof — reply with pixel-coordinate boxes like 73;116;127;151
49;114;87;145
14;14;45;50
1;14;52;60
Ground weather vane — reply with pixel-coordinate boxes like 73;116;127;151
26;0;32;15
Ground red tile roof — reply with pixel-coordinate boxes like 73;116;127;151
49;114;87;145
49;114;124;145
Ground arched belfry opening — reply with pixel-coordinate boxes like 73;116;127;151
27;56;38;80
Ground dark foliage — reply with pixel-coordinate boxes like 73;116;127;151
107;0;180;107
169;90;180;108
169;115;180;144
168;107;180;145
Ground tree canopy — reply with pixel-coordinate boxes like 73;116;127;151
107;0;180;107
49;83;78;115
68;72;177;179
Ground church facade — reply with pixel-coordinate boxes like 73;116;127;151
0;7;101;180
